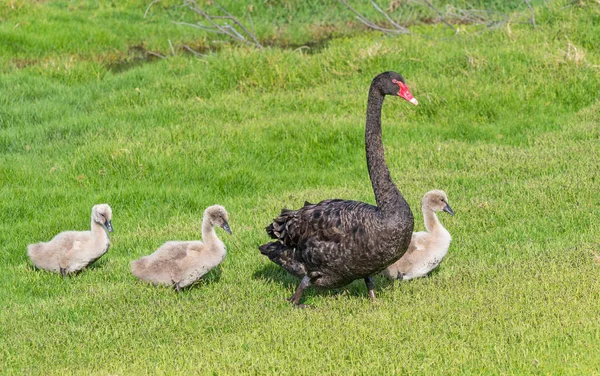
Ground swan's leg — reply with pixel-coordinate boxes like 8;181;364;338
365;276;376;301
396;271;404;281
60;267;67;277
289;276;311;306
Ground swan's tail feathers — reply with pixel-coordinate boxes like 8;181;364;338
265;207;301;243
265;200;326;243
258;241;306;278
130;258;148;278
265;220;287;240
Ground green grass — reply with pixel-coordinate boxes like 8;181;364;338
1;0;600;374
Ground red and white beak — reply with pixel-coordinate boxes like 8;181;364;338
393;79;418;105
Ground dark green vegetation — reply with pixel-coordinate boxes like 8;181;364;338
1;0;599;374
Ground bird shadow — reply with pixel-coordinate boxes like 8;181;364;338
427;267;442;278
199;266;223;285
28;262;97;277
85;258;108;271
252;264;397;301
252;264;299;290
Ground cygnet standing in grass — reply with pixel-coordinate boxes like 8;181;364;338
130;205;232;291
27;204;113;276
384;190;454;281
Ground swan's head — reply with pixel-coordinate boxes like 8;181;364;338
204;205;232;235
374;71;418;105
422;190;454;215
92;204;113;232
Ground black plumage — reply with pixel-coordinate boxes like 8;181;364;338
259;71;417;305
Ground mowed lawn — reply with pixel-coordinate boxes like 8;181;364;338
1;0;600;374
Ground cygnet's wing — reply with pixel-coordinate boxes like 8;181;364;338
184;241;209;255
162;242;189;260
393;232;429;271
409;231;429;253
58;237;85;268
56;231;90;253
52;231;79;251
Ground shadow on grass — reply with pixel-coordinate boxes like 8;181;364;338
86;258;108;271
252;263;298;290
198;266;223;286
252;263;397;302
27;260;105;276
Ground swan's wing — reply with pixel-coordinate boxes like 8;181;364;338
266;199;379;266
387;240;418;269
268;200;376;244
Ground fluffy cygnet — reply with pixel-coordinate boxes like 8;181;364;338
384;190;454;281
27;204;113;276
130;205;231;291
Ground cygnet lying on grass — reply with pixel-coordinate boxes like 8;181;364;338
384;190;454;281
27;204;113;276
130;205;232;291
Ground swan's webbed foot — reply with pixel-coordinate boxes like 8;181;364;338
172;280;182;292
289;276;311;306
365;276;376;301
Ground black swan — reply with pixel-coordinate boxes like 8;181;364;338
259;71;418;305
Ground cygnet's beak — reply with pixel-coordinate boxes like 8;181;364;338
105;220;114;232
221;221;232;235
443;204;455;216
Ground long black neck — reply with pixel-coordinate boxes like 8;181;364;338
365;86;404;214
